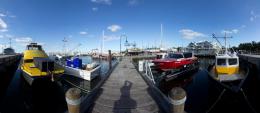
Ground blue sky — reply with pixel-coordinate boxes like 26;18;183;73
0;0;260;53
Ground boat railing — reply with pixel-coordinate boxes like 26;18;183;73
144;60;155;84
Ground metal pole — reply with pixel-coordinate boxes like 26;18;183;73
120;35;121;56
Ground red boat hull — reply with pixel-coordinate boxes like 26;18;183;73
153;57;198;71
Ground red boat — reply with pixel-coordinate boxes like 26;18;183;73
153;52;198;72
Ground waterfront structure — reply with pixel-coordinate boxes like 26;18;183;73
186;41;221;56
3;48;15;55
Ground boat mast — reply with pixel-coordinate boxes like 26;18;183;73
9;38;12;48
62;37;68;56
160;24;163;49
101;30;105;56
212;33;232;54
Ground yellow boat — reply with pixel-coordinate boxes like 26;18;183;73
208;34;249;92
21;43;64;85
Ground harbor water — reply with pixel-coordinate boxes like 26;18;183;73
0;56;117;113
0;56;259;113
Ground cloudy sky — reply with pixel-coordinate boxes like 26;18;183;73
0;0;260;53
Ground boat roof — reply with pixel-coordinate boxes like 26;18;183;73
216;53;238;59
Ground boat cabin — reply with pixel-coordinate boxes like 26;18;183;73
156;53;167;59
26;43;43;51
215;54;239;75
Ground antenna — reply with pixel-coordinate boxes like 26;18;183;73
62;37;68;56
212;33;232;54
9;38;12;48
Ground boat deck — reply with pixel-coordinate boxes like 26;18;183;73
89;58;160;113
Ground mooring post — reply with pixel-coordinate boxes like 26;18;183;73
66;88;81;113
168;87;187;113
109;50;112;70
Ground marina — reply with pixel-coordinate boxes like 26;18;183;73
1;1;260;113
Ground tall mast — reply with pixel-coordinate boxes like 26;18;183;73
224;32;227;54
9;38;12;48
101;30;105;55
160;24;163;48
62;37;68;56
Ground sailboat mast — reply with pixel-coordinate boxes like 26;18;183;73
101;30;105;55
160;24;163;48
225;33;227;54
9;38;11;48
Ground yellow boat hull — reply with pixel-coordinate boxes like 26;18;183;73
216;66;239;75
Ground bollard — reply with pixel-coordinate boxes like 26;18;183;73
108;50;112;70
168;87;187;113
66;88;81;113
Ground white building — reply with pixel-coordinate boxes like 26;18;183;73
186;41;221;56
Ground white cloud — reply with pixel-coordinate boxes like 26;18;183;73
0;18;7;32
0;29;8;32
15;37;33;46
79;31;88;35
232;29;239;34
250;10;259;22
107;24;122;32
128;0;140;6
103;35;120;41
221;30;232;34
91;0;112;5
92;7;98;11
0;13;6;17
240;25;246;29
0;35;3;38
179;29;206;39
221;29;239;34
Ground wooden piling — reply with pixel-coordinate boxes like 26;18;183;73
66;88;81;113
168;87;187;113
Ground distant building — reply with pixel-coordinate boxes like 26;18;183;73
186;41;221;56
3;47;15;55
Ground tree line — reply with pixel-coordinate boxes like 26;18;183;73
233;41;260;53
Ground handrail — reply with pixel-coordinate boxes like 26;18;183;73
144;60;155;84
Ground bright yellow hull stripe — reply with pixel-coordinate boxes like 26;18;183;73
216;66;239;75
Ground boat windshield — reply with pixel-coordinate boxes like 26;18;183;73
168;53;183;59
217;58;226;66
24;59;33;63
27;45;42;50
183;52;192;58
228;58;238;65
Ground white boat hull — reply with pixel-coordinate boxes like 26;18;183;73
64;65;101;81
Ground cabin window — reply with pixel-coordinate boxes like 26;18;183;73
157;55;162;59
24;59;33;63
228;58;238;65
183;53;192;58
168;54;183;59
217;59;226;66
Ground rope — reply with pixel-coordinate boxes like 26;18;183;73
206;89;226;113
240;88;257;113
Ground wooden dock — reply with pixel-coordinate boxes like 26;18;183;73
89;58;160;113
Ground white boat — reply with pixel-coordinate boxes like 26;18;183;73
55;56;101;81
64;62;101;81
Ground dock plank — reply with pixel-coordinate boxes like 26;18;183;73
89;58;160;113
